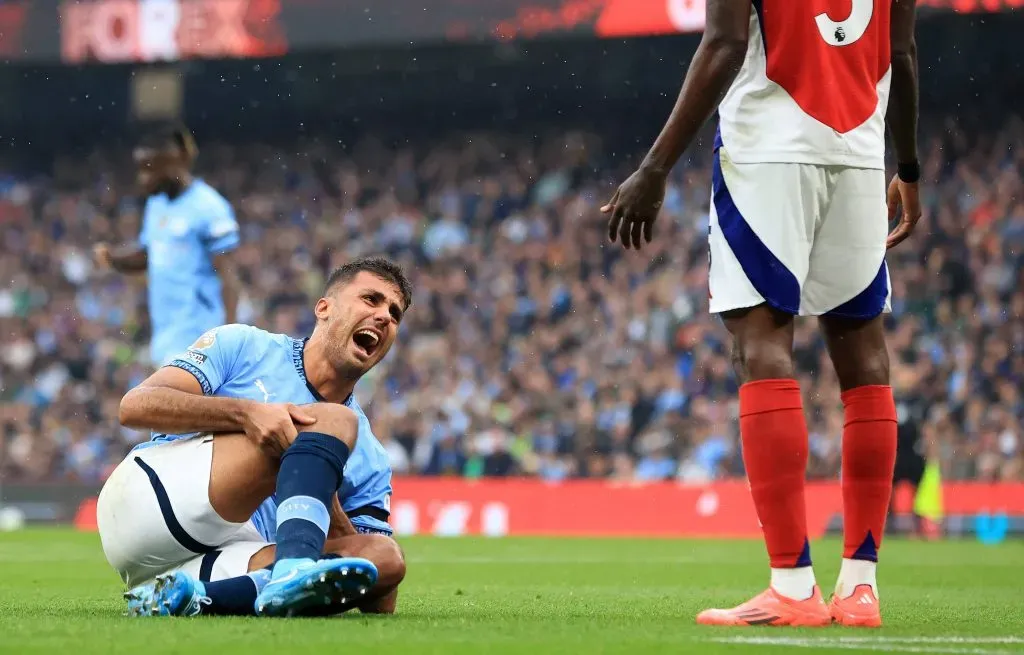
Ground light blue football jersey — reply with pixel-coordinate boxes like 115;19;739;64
133;323;393;536
139;179;240;365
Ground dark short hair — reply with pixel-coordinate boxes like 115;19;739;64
324;256;413;310
138;122;198;161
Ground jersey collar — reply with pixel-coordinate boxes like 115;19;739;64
291;337;354;407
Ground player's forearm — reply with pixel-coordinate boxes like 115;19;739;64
214;253;241;323
109;244;149;273
119;385;253;434
640;38;747;175
886;48;919;165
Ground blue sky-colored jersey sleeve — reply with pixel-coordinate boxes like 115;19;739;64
165;324;250;394
199;190;240;255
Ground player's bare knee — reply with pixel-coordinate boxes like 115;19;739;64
723;305;795;382
301;403;359;449
733;339;795;381
820;316;890;389
843;350;890;389
368;535;406;587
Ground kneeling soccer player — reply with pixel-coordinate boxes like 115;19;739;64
96;257;410;617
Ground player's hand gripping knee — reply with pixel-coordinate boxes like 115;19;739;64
602;167;667;250
885;174;922;249
240;402;317;456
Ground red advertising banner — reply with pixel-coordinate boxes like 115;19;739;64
595;0;704;38
0;0;1012;64
67;478;1024;537
60;0;287;64
387;478;1024;537
44;0;1019;65
918;0;1024;10
0;2;30;57
592;0;1019;39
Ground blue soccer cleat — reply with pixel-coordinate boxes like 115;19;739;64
123;571;210;617
254;557;378;617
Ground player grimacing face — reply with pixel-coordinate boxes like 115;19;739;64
314;271;405;377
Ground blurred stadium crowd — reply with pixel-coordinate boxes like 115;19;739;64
1;117;1022;484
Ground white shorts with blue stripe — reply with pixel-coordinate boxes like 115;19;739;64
97;436;269;587
708;147;891;319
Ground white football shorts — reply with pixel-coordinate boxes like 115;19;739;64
708;147;891;318
96;436;269;587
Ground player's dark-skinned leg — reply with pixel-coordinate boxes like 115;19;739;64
724;304;818;601
819;314;897;606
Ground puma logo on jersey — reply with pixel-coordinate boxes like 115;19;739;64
254;379;275;403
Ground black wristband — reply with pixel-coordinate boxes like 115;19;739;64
897;160;920;184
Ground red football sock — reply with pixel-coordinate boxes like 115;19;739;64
840;385;898;561
739;379;811;568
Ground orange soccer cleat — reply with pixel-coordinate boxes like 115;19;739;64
696;586;832;627
829;584;882;627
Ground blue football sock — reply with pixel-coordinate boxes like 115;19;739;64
201;570;271;616
274;432;351;564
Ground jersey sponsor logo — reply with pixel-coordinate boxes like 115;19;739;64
185;350;208;365
190;329;218;350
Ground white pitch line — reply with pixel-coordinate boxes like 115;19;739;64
707;636;1024;655
845;639;1024;645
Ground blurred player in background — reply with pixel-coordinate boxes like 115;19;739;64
94;124;241;367
891;376;928;535
96;257;410;617
603;0;920;627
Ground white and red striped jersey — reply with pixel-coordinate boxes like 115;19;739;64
716;0;892;169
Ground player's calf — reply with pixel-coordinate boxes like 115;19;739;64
820;315;896;623
721;306;819;601
254;403;367;615
273;404;359;564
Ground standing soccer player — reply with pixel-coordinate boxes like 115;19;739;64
603;0;920;627
95;124;241;367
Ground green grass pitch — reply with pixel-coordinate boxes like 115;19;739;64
1;529;1022;654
